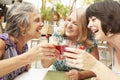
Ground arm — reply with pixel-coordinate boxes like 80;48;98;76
0;38;33;76
0;39;28;77
78;45;99;79
41;36;57;68
66;46;99;80
64;47;120;80
0;51;33;77
0;42;58;77
89;45;119;80
41;58;56;68
41;33;61;68
92;60;120;80
66;69;96;80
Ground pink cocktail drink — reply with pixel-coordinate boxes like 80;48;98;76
55;45;68;60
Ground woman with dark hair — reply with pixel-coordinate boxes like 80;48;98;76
0;2;59;80
64;0;120;80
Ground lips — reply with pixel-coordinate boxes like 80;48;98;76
92;29;99;34
36;27;42;33
66;29;73;33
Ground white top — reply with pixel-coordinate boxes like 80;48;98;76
112;48;120;75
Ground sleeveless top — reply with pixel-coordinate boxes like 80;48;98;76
112;48;120;75
0;33;28;80
51;32;97;71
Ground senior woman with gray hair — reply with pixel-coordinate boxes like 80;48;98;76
0;2;59;80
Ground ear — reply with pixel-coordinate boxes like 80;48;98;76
19;25;27;36
19;25;25;31
107;32;113;37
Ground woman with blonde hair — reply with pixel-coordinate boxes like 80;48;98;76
41;7;99;80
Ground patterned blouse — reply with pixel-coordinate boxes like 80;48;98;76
51;32;97;71
0;33;28;80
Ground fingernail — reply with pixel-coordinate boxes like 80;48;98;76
64;48;66;51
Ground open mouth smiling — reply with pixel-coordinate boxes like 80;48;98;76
92;29;99;34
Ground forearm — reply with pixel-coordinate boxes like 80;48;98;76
41;58;56;68
0;52;33;77
91;61;120;80
78;70;96;79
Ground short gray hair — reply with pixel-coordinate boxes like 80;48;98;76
5;2;36;37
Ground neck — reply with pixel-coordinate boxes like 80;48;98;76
108;33;120;70
16;36;29;52
107;33;120;51
66;37;77;47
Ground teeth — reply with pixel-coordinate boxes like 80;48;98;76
36;30;41;33
93;30;98;33
95;30;98;33
38;30;41;33
92;30;96;33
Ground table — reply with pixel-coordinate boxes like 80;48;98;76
14;68;48;80
14;68;69;80
44;70;69;80
14;68;92;80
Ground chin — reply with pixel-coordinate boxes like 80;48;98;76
37;35;41;38
94;36;100;41
95;36;105;41
34;35;41;39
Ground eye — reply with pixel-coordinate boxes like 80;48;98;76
35;18;40;22
92;18;95;21
92;17;96;22
73;22;77;25
66;18;71;22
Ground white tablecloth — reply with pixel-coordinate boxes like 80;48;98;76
14;68;48;80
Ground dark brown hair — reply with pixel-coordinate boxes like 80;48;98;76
86;0;120;35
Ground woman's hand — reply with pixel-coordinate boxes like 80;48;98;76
26;64;31;71
66;69;79;80
63;47;98;71
26;43;60;61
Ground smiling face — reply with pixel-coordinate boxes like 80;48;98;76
65;10;79;39
88;16;107;41
26;11;44;39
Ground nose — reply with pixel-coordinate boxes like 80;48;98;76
40;21;44;27
67;22;72;28
87;21;93;29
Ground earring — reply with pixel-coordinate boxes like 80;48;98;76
107;33;113;37
22;31;26;36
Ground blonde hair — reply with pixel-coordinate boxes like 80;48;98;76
61;7;93;48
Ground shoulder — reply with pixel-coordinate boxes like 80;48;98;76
0;39;6;50
0;33;10;50
0;39;6;59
